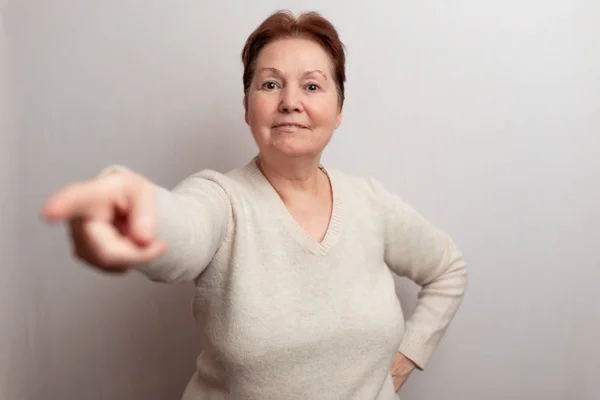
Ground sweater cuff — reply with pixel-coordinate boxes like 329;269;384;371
133;185;183;283
397;329;435;371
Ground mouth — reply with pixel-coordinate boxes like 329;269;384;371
272;123;309;130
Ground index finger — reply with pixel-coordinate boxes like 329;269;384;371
41;176;124;223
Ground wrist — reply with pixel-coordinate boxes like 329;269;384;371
395;352;417;374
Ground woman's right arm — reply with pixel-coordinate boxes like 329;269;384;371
42;166;230;283
139;172;231;283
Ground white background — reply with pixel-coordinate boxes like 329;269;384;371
2;1;599;399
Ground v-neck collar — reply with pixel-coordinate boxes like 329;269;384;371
245;156;344;257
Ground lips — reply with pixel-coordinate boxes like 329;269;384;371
272;122;309;129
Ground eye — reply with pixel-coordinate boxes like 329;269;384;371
261;81;279;90
306;83;321;92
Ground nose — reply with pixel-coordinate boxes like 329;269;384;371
279;86;303;113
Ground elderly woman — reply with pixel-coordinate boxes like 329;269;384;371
43;10;467;400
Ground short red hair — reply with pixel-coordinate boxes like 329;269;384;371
241;10;347;108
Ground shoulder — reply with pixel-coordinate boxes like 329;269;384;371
326;167;392;204
169;159;264;202
326;167;418;225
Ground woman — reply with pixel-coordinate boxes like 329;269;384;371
42;10;467;400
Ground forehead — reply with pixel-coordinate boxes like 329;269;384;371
256;37;334;75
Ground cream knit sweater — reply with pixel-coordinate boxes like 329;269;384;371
133;157;467;400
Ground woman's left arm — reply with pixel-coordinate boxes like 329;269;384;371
373;180;468;372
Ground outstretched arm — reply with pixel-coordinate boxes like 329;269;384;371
43;166;231;283
136;171;231;283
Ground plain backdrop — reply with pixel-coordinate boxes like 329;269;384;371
2;1;599;399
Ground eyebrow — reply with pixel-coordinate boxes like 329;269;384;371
258;67;328;80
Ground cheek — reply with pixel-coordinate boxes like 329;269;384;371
309;101;340;128
248;96;275;124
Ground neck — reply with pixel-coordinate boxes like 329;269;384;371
256;154;326;201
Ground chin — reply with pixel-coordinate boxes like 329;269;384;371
268;143;320;159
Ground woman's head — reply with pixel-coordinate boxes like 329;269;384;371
241;10;347;162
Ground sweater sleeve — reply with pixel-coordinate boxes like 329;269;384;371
375;180;468;370
101;166;231;283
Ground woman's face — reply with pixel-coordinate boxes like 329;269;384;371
245;37;343;161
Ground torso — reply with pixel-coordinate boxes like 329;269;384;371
183;162;405;400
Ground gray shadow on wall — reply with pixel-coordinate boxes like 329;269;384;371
173;115;256;177
8;1;257;398
21;111;253;400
